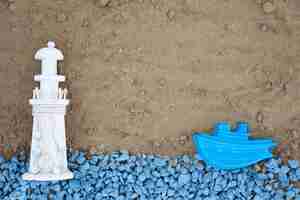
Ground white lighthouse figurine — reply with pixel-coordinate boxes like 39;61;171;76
22;41;73;181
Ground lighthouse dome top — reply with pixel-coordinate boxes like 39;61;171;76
34;41;64;75
34;41;64;61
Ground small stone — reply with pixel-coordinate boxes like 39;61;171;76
255;0;263;5
10;25;17;32
224;23;230;31
178;135;188;145
67;41;72;49
114;14;124;23
262;1;276;14
8;3;16;11
154;142;161;148
167;10;175;20
81;18;89;27
259;23;268;32
169;159;177;167
256;111;264;124
255;164;261;172
56;13;67;23
158;78;166;87
88;145;97;155
168;104;176;111
288;129;298;139
97;0;111;7
3;144;14;160
265;81;273;89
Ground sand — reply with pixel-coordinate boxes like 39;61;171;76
0;0;300;160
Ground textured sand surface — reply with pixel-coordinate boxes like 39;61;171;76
0;0;299;159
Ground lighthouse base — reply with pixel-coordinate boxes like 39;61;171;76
22;170;73;181
23;100;73;181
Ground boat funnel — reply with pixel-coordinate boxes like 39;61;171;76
235;121;249;137
214;122;231;136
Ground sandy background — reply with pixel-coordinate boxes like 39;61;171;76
0;0;300;159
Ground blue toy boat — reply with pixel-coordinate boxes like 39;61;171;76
192;122;277;170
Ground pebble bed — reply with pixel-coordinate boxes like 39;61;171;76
1;150;300;200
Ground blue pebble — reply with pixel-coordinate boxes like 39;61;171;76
52;184;61;192
127;174;136;183
286;189;296;199
279;174;289;187
257;173;268;180
288;160;300;169
266;159;280;173
156;178;164;187
182;155;191;163
80;162;90;172
202;187;209;196
73;193;81;200
296;169;300;179
138;174;146;182
95;193;102;200
178;173;191;186
167;189;175;197
154;158;167;167
206;195;218;200
69;180;81;192
0;174;6;182
214;184;223;192
279;166;290;174
0;151;300;199
76;153;86;164
0;155;5;164
117;151;129;162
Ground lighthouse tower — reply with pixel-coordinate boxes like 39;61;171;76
22;41;73;181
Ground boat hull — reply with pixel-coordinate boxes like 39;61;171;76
192;133;277;170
